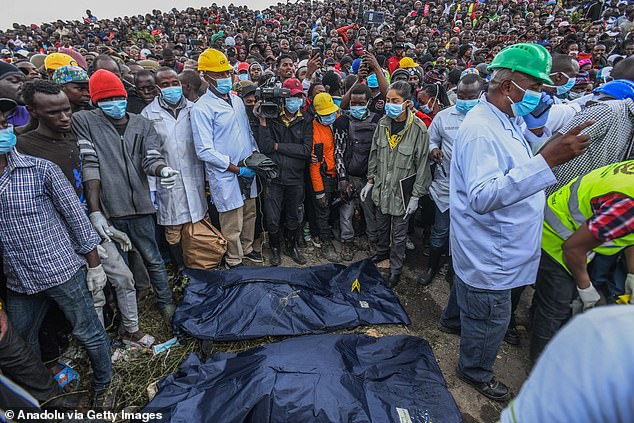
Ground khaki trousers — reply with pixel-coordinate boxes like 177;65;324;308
218;198;256;266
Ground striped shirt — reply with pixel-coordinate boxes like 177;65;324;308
0;151;100;294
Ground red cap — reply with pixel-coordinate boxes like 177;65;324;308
282;78;304;96
237;62;249;72
353;42;365;54
89;69;127;104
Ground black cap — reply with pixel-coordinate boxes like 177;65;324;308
241;84;257;98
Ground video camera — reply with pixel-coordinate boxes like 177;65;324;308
255;78;291;119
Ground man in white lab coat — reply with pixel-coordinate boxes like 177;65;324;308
191;49;261;268
441;43;593;402
141;67;208;272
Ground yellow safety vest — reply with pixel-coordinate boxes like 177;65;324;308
542;161;634;272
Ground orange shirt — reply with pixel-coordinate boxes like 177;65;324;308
310;120;337;194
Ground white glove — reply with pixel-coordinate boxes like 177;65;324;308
89;212;114;242
404;196;419;218
159;167;179;189
86;264;107;294
109;227;132;252
624;273;634;304
577;284;600;311
96;244;108;260
360;182;373;202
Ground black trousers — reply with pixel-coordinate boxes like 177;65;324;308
530;252;576;361
0;321;61;406
264;182;305;236
311;176;337;241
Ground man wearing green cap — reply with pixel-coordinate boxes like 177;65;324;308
52;65;90;112
438;43;595;401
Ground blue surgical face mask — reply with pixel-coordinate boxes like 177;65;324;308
385;102;405;119
319;112;337;125
507;81;541;117
420;103;433;114
455;98;478;114
285;97;303;114
161;86;183;104
367;74;379;88
349;105;368;120
214;77;233;94
548;72;576;95
98;100;127;120
568;91;584;100
0;125;17;154
238;73;250;81
556;76;576;95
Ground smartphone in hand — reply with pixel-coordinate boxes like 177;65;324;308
314;143;324;162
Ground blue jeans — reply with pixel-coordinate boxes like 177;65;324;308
589;253;626;297
6;268;113;391
430;205;450;249
441;276;511;383
111;214;174;309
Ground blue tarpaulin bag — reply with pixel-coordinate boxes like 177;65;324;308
173;260;411;341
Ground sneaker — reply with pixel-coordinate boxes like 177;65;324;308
456;371;511;402
341;241;354;262
406;236;415;251
321;240;340;262
311;237;322;248
244;250;264;263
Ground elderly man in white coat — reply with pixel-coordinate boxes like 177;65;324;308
141;67;208;272
192;49;261;268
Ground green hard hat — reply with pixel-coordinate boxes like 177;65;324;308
487;43;553;84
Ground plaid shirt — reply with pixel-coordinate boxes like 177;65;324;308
0;151;100;294
587;193;634;242
547;99;634;196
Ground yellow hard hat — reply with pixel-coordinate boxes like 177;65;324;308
44;53;78;71
198;48;233;72
313;93;339;116
399;57;419;69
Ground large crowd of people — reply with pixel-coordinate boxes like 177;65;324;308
1;0;634;420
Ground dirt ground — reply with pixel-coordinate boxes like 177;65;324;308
101;228;532;422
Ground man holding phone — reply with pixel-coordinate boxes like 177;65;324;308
309;93;340;262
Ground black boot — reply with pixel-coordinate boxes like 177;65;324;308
388;273;401;288
417;247;443;286
269;231;282;266
285;232;307;265
296;226;307;248
168;243;186;276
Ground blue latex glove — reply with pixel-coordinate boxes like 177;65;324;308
238;167;256;178
523;92;554;129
